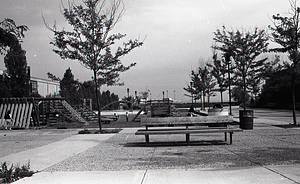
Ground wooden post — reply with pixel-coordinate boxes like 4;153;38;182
186;125;190;144
145;135;149;145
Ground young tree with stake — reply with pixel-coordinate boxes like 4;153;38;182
213;26;269;110
45;0;144;131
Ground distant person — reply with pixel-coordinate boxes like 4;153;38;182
188;107;195;117
126;112;129;122
188;107;195;113
4;110;12;130
114;113;119;121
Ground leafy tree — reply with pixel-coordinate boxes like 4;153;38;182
0;18;28;55
258;68;299;108
213;26;269;110
45;0;144;130
208;51;228;104
269;0;300;125
0;19;29;98
100;90;119;110
47;72;61;82
139;91;149;101
185;63;216;110
200;65;216;106
4;44;30;97
60;68;81;105
232;84;250;103
0;75;10;97
80;80;97;108
183;81;199;107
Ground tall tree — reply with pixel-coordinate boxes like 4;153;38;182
60;68;81;105
269;0;300;125
45;0;143;130
185;63;216;110
208;51;228;104
183;81;199;107
4;43;30;97
213;26;269;110
0;19;29;98
0;18;28;55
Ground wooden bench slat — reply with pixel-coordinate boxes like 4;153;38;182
135;128;242;135
141;116;234;125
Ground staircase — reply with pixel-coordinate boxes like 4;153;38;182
73;104;98;121
61;100;89;125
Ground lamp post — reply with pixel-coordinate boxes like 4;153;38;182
174;90;176;101
225;54;232;115
190;82;194;107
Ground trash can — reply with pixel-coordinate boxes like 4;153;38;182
239;110;253;129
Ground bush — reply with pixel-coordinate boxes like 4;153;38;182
0;161;34;183
78;129;91;134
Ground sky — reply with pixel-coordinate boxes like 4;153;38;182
0;0;293;102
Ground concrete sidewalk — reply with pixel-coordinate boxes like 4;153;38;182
14;165;300;184
0;133;115;172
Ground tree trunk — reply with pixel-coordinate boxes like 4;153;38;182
202;91;206;111
220;91;223;105
243;74;246;111
292;73;297;125
207;91;210;109
93;70;102;131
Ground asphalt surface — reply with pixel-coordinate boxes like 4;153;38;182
1;106;300;183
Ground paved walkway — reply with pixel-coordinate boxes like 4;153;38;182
1;110;300;184
0;133;115;172
13;165;300;184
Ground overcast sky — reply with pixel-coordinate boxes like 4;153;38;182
0;0;292;101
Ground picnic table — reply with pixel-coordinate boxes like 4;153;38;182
135;116;242;145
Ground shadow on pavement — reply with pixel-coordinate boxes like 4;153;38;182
123;140;228;147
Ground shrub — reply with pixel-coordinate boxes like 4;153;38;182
0;161;34;183
78;128;122;134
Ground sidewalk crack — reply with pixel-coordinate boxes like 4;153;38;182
263;166;300;184
140;146;156;184
140;170;148;184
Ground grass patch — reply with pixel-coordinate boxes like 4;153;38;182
78;128;122;134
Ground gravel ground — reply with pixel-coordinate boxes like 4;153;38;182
2;107;300;172
43;126;300;172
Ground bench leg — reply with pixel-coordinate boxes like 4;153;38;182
145;135;149;145
224;132;227;142
229;132;233;145
186;134;190;145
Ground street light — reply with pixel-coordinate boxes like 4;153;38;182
224;53;232;115
190;82;194;107
174;90;176;101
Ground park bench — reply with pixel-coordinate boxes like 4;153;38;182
101;116;114;124
135;116;242;145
